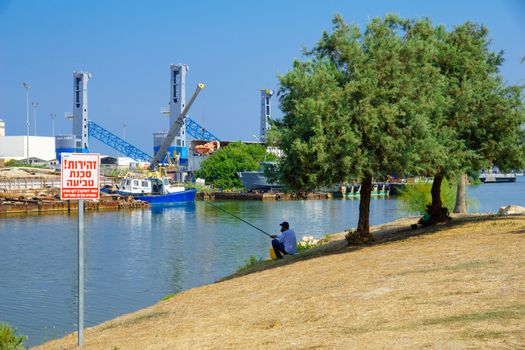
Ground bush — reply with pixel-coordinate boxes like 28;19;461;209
398;178;456;215
0;322;26;350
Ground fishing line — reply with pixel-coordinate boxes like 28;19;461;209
203;200;273;238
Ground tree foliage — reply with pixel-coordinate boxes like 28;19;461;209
277;15;440;240
276;14;525;236
195;142;276;189
423;21;525;222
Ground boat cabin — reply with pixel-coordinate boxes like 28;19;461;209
118;177;172;195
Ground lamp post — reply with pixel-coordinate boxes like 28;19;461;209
23;82;30;164
50;113;56;137
32;101;38;136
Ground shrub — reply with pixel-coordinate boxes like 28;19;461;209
398;178;456;215
0;322;26;350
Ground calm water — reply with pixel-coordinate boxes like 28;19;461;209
1;178;524;346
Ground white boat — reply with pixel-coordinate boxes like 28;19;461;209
479;172;517;183
103;173;196;204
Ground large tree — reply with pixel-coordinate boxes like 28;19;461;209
426;22;525;220
278;15;439;242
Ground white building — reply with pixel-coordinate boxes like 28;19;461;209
0;136;56;161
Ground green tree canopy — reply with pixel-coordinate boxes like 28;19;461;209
195;142;276;189
423;21;525;222
278;14;440;240
276;14;525;235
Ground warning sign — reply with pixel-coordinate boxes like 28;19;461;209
61;153;100;200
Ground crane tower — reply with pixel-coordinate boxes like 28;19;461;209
260;89;273;142
154;64;189;166
72;71;91;151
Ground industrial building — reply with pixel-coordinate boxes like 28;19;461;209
0;119;56;162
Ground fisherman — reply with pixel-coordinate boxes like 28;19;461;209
270;221;298;259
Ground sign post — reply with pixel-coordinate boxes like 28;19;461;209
61;153;100;347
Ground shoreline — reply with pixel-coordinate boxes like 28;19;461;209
33;213;525;349
0;194;149;216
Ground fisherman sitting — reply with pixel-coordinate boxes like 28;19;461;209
270;221;298;259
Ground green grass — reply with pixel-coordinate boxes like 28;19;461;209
421;304;525;326
236;255;267;273
297;240;320;252
161;291;180;301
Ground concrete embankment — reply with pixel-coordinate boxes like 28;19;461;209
35;214;525;349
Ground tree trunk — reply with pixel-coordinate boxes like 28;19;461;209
346;175;374;244
425;174;449;225
453;174;467;214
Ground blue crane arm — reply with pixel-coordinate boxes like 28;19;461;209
185;117;219;141
88;120;153;163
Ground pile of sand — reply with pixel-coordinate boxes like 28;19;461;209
0;167;59;179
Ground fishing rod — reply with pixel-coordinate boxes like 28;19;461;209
203;200;273;238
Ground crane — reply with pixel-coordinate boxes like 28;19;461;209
149;83;205;170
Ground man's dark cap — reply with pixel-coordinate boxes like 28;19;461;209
279;221;289;229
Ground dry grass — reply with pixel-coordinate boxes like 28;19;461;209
34;215;525;349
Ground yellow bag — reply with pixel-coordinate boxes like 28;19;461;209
269;247;278;260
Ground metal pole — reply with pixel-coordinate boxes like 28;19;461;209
32;101;38;136
23;82;30;164
78;198;84;346
51;113;56;137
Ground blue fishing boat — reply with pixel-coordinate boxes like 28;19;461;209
104;174;196;205
137;188;196;205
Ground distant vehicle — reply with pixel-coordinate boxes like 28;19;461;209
238;162;284;191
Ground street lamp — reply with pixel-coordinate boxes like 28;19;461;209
120;123;127;157
50;113;56;137
23;82;30;164
32;101;38;136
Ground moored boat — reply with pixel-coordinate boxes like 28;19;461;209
103;173;196;204
237;162;284;191
137;188;196;205
479;172;517;183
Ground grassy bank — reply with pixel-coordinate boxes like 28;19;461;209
35;214;524;349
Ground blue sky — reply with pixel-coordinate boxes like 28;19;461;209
1;0;524;155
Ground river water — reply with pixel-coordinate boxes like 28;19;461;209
1;178;524;346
